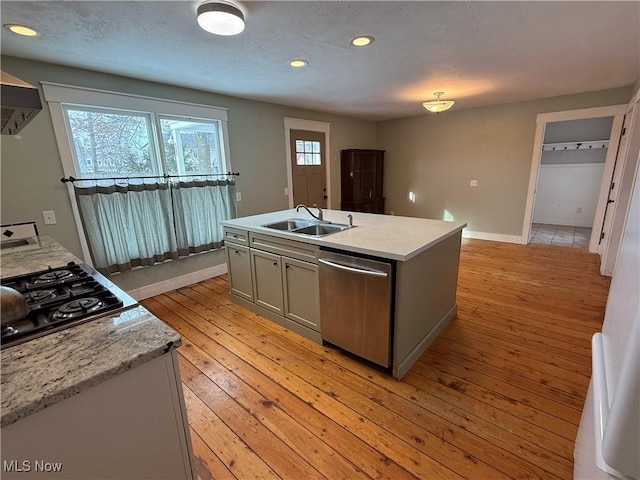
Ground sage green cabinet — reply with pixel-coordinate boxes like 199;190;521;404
283;257;319;331
251;249;285;315
226;242;254;302
224;227;321;342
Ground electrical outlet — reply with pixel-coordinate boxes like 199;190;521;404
284;187;289;196
470;180;478;187
236;192;242;202
43;210;57;225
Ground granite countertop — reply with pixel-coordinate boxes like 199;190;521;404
222;209;467;261
1;235;82;277
0;237;181;428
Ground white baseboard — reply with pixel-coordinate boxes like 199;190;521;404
127;263;228;301
462;229;523;244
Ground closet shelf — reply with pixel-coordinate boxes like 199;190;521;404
542;140;609;151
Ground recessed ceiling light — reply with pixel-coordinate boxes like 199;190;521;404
4;24;38;37
289;59;308;68
350;36;374;47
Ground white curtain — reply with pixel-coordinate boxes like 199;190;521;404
75;179;236;275
171;179;237;256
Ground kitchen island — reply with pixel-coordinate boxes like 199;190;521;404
0;237;195;479
222;209;466;379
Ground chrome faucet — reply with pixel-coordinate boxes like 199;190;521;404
296;203;324;221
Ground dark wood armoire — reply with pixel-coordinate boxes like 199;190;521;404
340;149;385;213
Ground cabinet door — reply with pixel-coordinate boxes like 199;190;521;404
359;152;377;200
282;257;319;331
251;250;284;314
226;244;253;302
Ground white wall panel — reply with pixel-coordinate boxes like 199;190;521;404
532;163;605;226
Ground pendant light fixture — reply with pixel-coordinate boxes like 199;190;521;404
422;92;455;113
197;1;245;36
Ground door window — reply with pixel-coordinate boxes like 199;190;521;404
295;140;321;165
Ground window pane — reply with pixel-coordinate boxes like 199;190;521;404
66;107;156;178
296;153;305;165
304;141;313;152
312;141;320;153
312;153;321;165
160;117;224;176
295;140;304;153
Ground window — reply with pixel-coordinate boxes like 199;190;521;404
63;107;227;180
43;83;236;274
160;116;224;175
295;139;321;165
65;107;158;177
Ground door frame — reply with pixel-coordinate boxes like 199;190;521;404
284;117;331;209
521;104;627;252
600;95;640;275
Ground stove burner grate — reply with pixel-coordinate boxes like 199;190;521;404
32;270;74;285
52;297;105;321
23;289;57;303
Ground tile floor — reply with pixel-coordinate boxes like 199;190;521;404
529;223;592;248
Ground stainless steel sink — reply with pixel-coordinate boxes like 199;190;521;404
293;224;349;236
261;218;315;231
261;218;350;237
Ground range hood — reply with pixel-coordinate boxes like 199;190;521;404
1;71;42;135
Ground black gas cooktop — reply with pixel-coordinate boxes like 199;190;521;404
1;262;138;348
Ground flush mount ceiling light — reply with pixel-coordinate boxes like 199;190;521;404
422;92;455;113
197;1;245;36
350;35;374;47
4;24;38;37
289;59;308;68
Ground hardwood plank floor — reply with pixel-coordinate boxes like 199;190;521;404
141;238;610;480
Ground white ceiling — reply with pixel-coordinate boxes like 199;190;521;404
1;1;639;121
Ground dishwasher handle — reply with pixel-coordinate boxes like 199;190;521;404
318;258;389;278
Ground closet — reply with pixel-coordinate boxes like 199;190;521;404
531;117;612;247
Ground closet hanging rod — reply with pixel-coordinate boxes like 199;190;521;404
60;172;239;183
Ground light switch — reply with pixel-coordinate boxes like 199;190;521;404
470;180;478;187
236;192;242;202
43;210;57;225
284;187;289;196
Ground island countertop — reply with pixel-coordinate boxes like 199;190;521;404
222;209;467;261
0;238;181;428
0;235;82;278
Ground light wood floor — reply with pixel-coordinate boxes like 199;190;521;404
141;238;611;480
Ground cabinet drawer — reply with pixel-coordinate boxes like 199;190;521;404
224;227;248;245
249;232;318;264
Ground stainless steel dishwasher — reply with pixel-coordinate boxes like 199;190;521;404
318;249;393;367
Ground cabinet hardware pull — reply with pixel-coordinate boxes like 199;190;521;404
273;261;278;266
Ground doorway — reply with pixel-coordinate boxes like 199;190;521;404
522;105;627;253
529;117;613;249
289;129;327;207
283;117;331;209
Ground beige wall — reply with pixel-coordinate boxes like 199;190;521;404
0;56;376;291
1;55;634;292
377;87;632;236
